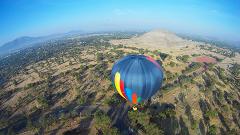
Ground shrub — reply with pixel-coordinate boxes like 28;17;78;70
77;97;85;105
144;123;164;135
37;96;49;109
169;61;176;67
205;110;218;118
208;125;217;135
176;55;190;63
191;120;198;130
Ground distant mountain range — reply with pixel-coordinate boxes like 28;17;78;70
178;33;240;51
0;30;86;56
1;30;239;57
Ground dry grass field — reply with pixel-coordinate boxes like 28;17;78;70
0;30;239;135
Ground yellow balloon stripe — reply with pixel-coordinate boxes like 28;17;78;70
114;72;125;98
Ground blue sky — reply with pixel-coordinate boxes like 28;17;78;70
0;0;240;45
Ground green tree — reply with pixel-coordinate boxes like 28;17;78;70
145;123;164;135
128;111;164;134
205;110;218;118
94;110;119;135
13;80;18;86
97;53;104;61
159;52;169;61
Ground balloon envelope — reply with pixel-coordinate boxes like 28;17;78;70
111;55;164;104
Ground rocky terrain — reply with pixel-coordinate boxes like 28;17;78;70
0;30;239;135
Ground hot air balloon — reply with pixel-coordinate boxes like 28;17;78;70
110;55;164;110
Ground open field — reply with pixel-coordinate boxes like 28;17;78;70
192;56;217;63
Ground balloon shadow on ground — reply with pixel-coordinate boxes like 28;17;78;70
149;102;191;135
107;102;135;135
63;117;93;135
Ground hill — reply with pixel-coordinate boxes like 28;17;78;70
110;29;191;49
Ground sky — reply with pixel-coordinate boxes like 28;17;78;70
0;0;240;45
